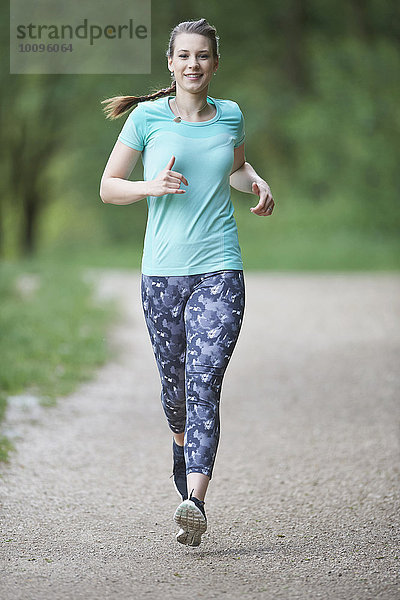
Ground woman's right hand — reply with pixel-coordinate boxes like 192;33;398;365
147;156;188;196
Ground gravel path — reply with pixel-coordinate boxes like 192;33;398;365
1;271;399;600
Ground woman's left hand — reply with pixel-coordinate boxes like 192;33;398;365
250;181;275;216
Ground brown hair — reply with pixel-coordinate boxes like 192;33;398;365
101;18;220;120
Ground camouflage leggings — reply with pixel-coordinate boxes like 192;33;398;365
141;270;245;479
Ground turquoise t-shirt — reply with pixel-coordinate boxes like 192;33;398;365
117;95;245;276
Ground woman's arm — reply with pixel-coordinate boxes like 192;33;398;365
229;144;275;216
100;142;188;205
100;141;147;204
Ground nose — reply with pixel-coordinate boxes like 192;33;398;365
188;56;200;69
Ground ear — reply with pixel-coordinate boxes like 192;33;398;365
213;56;219;73
167;56;173;72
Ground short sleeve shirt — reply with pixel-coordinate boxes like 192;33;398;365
117;95;245;276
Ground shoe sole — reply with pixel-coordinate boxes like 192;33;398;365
174;499;207;547
176;527;202;547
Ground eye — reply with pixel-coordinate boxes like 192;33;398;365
179;54;188;58
200;54;209;59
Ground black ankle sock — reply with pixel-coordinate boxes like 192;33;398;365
189;489;206;519
173;439;184;457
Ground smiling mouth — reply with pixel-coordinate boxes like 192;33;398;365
184;74;203;79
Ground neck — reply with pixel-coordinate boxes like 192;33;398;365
174;90;209;114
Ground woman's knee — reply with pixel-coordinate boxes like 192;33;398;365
186;366;224;413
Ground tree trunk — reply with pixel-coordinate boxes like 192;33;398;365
21;190;39;255
280;0;308;92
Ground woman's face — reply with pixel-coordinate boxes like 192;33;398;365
168;33;218;94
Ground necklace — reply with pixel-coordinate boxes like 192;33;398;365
172;97;209;123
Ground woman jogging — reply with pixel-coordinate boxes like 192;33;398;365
100;17;274;547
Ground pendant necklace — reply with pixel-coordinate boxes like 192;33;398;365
172;97;209;123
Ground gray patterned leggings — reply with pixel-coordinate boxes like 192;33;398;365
141;270;245;479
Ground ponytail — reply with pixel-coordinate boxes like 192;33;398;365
101;80;176;120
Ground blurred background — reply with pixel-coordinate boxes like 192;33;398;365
0;0;399;455
1;0;399;269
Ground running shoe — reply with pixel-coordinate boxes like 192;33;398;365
171;440;188;501
174;490;207;547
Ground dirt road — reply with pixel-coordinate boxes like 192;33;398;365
1;271;399;599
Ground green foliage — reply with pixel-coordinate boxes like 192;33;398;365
283;36;400;233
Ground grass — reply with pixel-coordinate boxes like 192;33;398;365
233;193;400;271
33;191;400;272
0;258;117;461
34;224;400;275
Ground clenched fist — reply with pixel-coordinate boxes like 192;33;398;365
146;156;189;197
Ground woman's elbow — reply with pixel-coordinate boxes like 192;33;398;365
99;179;110;204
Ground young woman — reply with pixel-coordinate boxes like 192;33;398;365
100;18;274;547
